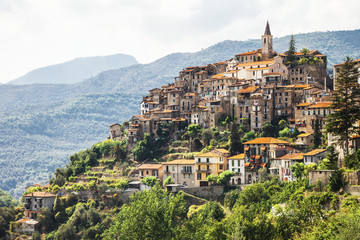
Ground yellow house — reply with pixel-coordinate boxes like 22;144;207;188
194;149;229;187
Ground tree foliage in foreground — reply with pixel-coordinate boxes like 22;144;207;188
103;184;187;240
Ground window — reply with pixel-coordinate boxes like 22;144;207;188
220;165;223;170
302;110;305;115
146;171;149;175
198;158;201;163
197;173;201;180
206;158;210;163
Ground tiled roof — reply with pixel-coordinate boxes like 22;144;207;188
275;153;303;160
303;149;327;156
163;159;194;165
214;148;230;154
24;192;56;198
307;102;332;109
296;102;313;107
236;60;274;67
228;153;245;160
238;86;258;94
195;151;222;158
235;49;260;56
137;164;162;170
243;137;290;145
333;58;360;67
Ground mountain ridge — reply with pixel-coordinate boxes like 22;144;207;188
8;53;138;85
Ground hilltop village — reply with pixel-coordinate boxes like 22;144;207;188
5;22;360;239
107;22;359;187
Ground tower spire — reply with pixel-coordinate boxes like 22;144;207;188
264;21;271;35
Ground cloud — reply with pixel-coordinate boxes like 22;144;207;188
0;0;360;83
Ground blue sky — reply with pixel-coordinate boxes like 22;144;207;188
0;0;360;83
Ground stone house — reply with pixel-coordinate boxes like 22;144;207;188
294;102;332;133
15;219;39;233
242;137;291;184
24;192;56;218
194;149;229;187
162;159;195;187
228;153;246;185
135;163;163;183
109;123;121;140
270;153;303;181
303;149;328;165
309;170;334;186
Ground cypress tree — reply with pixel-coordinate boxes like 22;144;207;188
229;122;243;155
313;117;322;149
326;57;360;157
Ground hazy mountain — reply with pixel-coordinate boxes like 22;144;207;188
8;53;138;85
1;29;360;198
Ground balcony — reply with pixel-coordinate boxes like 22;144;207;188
196;169;212;173
234;172;242;176
295;123;306;127
181;169;192;173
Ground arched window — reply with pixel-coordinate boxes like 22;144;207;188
264;38;266;44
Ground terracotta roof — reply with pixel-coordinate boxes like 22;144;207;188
228;153;245;159
212;73;224;79
296;102;313;107
24;192;56;198
307;102;332;109
297;133;313;137
214;148;230;154
195;151;222;158
238;86;258;94
163;159;194;165
235;49;260;56
244;163;250;167
255;155;261;160
110;123;121;127
275;153;303;160
137;164;162;170
236;60;274;68
294;84;310;88
333;58;360;67
243;137;290;145
303;149;327;156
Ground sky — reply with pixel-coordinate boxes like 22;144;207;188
0;0;360;83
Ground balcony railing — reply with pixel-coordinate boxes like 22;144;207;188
196;169;212;173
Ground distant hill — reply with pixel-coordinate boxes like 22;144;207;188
1;29;360;199
8;53;138;85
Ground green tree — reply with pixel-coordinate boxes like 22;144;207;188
326;57;360;157
163;176;174;185
278;119;288;130
286;35;296;63
202;129;213;146
329;169;344;192
318;145;338;170
103;185;187;240
216;170;235;186
206;174;217;185
312;117;322;149
291;162;305;180
132;133;153;161
229;122;243;155
260;121;278;138
279;127;292;138
141;176;159;187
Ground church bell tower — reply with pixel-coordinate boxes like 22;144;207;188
261;21;273;59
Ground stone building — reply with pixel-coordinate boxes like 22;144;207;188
162;159;195;187
24;192;56;218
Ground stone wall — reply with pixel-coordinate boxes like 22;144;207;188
309;170;333;186
181;186;224;200
344;170;360;185
344;185;360;195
